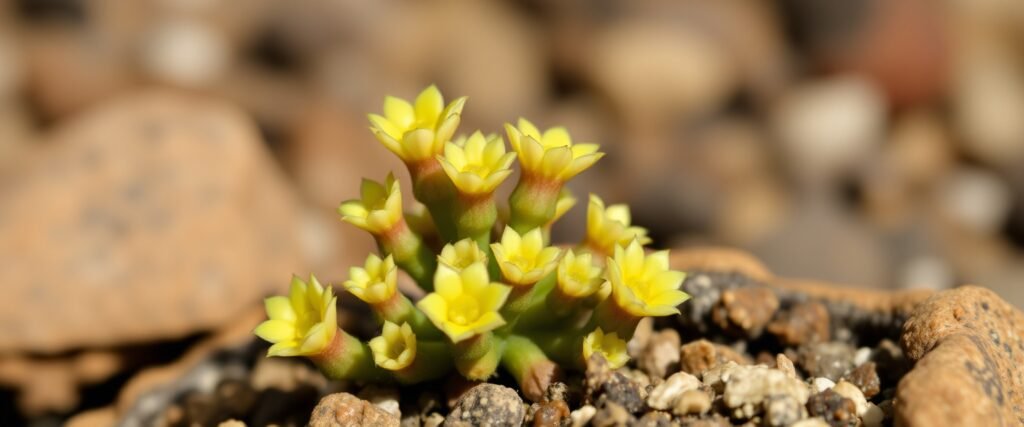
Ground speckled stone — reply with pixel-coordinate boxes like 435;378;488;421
0;90;302;354
897;286;1024;426
445;383;525;427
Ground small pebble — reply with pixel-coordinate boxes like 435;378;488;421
776;353;798;379
591;400;633;427
812;377;836;393
831;380;868;416
570;405;596;427
853;347;872;366
672;389;711;416
842;362;880;398
764;394;807;426
445;383;525;427
861;403;884;427
806;389;857;427
646;371;701;410
680;339;749;375
637;329;681;379
423;413;444;427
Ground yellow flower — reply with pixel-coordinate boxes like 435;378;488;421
557;250;604;298
586;195;651;256
439;238;489;271
368;321;417;371
254;275;338;357
437;131;517;195
504;118;603;181
344;254;398;304
582;328;629;369
490;227;562;286
417;263;511;343
338;174;403;234
369;85;467;164
606;240;689;317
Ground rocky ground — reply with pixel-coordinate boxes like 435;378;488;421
118;271;917;427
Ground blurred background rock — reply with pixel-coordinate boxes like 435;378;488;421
2;0;1024;424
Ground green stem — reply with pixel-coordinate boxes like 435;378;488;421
452;332;503;380
508;175;562;234
392;340;453;384
453;193;496;249
530;330;587;370
502;335;561;402
372;293;443;340
591;297;642;341
378;220;436;291
310;331;389;381
409;159;458;243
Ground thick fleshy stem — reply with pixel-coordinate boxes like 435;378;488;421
590;297;642;341
453;193;497;251
392;340;454;384
529;330;587;370
408;159;458;242
370;293;443;340
452;332;503;380
508;175;562;234
377;220;436;290
310;330;390;382
498;274;556;333
502;335;562;402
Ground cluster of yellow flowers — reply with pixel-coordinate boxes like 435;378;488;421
255;86;690;396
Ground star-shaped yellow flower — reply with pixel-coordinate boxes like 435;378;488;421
504;118;603;182
368;321;417;371
586;195;651;256
369;85;467;164
438;238;489;271
437;131;517;195
583;328;629;369
490;227;563;286
338;173;403;234
606;240;689;317
254;275;338;357
417;263;511;343
344;254;398;304
557;249;604;298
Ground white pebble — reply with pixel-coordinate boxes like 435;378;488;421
812;377;835;393
853;347;872;366
862;403;884;427
570;405;596;427
832;380;868;416
647;371;701;410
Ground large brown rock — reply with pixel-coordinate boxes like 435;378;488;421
0;90;303;354
897;286;1024;426
309;393;399;427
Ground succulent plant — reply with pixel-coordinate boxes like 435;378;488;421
254;86;691;401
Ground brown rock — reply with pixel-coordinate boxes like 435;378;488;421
897;286;1024;426
768;301;831;346
532;400;569;427
637;329;681;379
842;362;880;399
806;389;858;427
711;287;780;338
584;355;645;414
0;90;302;353
310;392;400;427
679;339;749;376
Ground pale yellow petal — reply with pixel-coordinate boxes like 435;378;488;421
254;319;294;343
